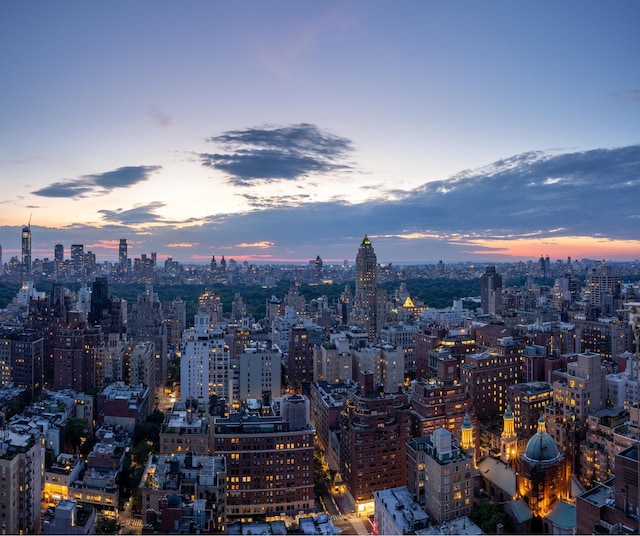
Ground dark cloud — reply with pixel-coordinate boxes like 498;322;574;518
98;202;167;225
239;192;312;209
32;165;161;198
200;123;353;185
202;144;640;245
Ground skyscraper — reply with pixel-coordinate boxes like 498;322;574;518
480;265;503;316
118;238;127;266
70;243;84;278
54;243;64;269
21;223;31;279
351;235;378;340
179;313;229;405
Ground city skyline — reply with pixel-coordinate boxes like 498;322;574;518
1;1;639;264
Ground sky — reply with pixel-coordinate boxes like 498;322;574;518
1;0;639;266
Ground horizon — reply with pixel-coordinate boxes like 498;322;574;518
3;225;639;269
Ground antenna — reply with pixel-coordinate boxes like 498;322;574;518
28;212;32;227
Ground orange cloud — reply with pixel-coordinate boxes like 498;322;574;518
165;242;198;248
235;241;275;249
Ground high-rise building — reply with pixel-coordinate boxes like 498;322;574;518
180;314;229;406
198;290;224;325
21;223;31;279
351;235;378;341
54;243;64;273
287;324;324;390
130;341;157;388
118;238;127;266
406;428;474;523
163;297;187;349
0;328;44;398
480;265;503;316
238;341;282;402
128;285;167;388
506;381;554;436
0;420;44;534
339;371;411;513
584;263;622;317
53;312;104;392
70;244;84;278
460;338;523;419
88;277;110;327
212;394;314;520
410;373;475;440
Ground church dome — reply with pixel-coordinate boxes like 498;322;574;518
523;416;560;462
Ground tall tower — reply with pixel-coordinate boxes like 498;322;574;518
70;244;85;278
501;403;518;463
480;265;502;316
352;235;378;341
54;243;63;264
118;238;128;266
21;222;32;279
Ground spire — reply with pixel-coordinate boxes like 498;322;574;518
502;404;516;439
461;411;473;450
537;415;547;434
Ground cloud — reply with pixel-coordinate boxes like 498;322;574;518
236;241;275;249
194;144;640;250
148;108;172;127
98;202;167;225
603;89;640;106
165;242;198;248
10;144;640;264
200;123;353;185
239;192;312;209
32;165;161;198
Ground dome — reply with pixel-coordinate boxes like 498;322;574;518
523;416;561;462
167;494;181;508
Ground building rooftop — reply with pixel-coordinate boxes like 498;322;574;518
504;498;532;524
299;513;339;535
418;516;483;535
477;457;516;498
546;500;576;530
375;486;429;533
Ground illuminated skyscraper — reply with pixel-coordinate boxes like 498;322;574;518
351;235;378;341
118;238;128;266
70;243;84;278
21;223;31;278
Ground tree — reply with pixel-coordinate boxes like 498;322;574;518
133;421;160;446
95;515;120;534
65;418;88;454
131;441;154;469
146;408;165;427
469;501;507;534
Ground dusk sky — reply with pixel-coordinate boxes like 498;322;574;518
1;1;639;266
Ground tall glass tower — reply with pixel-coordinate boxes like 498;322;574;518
21;224;31;278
